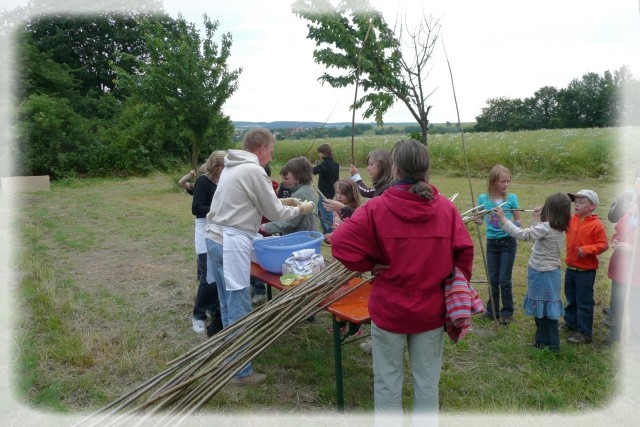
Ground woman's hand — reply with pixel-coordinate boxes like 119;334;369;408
322;199;345;212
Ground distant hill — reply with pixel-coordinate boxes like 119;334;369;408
232;121;473;130
233;121;381;130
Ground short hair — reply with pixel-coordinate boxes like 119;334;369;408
317;143;333;157
285;156;313;185
540;192;572;232
279;166;289;176
335;179;361;209
243;128;274;153
390;139;433;199
204;150;226;175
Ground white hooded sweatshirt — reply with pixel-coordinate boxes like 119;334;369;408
205;149;300;244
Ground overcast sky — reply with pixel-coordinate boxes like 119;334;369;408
160;0;640;124
2;0;639;124
2;0;640;124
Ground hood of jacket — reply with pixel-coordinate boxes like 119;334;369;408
378;183;442;223
224;149;259;168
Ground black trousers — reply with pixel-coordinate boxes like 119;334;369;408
534;317;560;351
193;252;222;336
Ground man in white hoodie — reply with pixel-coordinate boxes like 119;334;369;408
205;127;315;386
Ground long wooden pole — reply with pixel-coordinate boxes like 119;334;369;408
441;37;498;324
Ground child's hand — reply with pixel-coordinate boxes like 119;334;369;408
492;206;506;221
473;215;484;225
350;165;359;176
532;206;542;221
576;247;585;258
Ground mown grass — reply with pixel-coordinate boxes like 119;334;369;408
9;127;638;420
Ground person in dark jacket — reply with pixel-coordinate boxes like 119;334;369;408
313;143;340;234
191;151;225;337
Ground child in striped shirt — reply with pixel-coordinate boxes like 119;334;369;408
494;193;572;352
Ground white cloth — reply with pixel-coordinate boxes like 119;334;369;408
282;249;325;275
222;226;255;291
194;218;207;255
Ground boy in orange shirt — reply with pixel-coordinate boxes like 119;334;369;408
563;190;609;344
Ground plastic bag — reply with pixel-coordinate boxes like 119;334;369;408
282;248;325;276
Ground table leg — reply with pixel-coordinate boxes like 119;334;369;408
332;315;344;412
267;285;272;301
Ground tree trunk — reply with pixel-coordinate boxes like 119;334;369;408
191;129;204;174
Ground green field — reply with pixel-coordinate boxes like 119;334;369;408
6;127;640;424
272;127;625;180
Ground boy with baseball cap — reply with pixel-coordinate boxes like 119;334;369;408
563;190;609;344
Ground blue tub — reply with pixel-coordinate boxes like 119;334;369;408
253;231;324;274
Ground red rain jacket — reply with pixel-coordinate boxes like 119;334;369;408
331;184;474;334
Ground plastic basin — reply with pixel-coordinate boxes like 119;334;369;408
253;231;324;274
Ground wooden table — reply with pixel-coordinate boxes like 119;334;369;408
250;262;372;411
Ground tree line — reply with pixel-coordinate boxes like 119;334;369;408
473;67;640;132
3;0;239;179
4;0;637;180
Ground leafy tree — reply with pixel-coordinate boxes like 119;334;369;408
293;0;440;145
474;68;636;131
115;14;241;170
529;86;559;129
21;0;166;101
16;93;89;177
475;97;524;132
292;2;402;127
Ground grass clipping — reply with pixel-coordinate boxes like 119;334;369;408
79;261;366;426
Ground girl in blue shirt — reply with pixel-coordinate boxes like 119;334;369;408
475;165;521;324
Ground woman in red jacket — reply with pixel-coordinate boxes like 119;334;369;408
331;139;474;421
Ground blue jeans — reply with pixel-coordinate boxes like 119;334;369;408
317;200;333;234
563;268;596;337
486;236;517;318
206;238;253;378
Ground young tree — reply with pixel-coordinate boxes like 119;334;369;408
114;14;241;170
293;0;439;145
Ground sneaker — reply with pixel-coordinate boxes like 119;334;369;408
192;318;206;334
229;371;267;386
251;293;267;305
567;332;592;344
360;340;372;354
